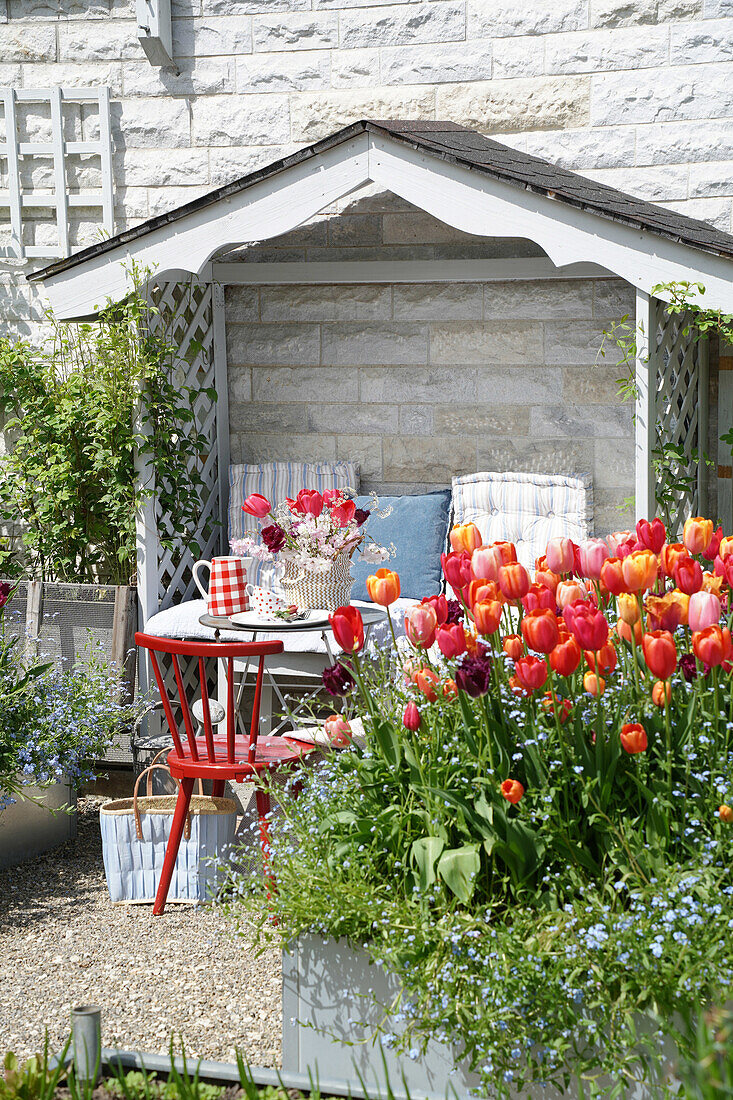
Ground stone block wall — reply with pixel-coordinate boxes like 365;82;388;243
224;203;636;534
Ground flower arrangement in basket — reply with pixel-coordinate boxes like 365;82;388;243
231;488;390;611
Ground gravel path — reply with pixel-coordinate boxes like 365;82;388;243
0;798;282;1068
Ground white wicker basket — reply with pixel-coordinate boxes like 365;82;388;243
280;552;354;611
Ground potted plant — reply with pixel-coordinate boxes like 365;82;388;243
232;517;733;1098
0;583;144;869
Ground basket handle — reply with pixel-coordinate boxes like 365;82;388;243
132;760;203;843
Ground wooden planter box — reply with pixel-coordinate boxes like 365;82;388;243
0;778;76;870
282;935;679;1100
3;580;138;764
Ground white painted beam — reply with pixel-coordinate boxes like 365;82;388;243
211;258;608;285
635;290;656;522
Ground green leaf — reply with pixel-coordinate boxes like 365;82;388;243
410;836;445;891
372;716;402;768
437;844;480;903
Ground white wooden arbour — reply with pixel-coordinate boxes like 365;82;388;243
31;122;733;614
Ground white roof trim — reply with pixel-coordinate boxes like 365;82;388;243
39;129;733;320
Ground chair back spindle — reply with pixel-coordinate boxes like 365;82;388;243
171;652;199;761
148;650;186;759
198;656;216;760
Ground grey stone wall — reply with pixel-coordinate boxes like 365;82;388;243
224;203;636;535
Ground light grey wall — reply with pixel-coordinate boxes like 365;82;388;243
223;199;636;534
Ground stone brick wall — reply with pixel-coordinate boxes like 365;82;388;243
224;200;636;534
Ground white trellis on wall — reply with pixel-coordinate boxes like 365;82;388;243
636;293;708;533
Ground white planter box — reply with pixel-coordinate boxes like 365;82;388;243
282;935;678;1100
0;778;77;870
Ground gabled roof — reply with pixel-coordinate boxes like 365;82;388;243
30;118;733;287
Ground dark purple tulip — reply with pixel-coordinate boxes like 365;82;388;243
455;654;493;697
445;599;464;625
678;653;698;683
261;523;286;553
354;508;370;527
322;662;356;697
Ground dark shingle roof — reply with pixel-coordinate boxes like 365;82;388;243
29;119;733;284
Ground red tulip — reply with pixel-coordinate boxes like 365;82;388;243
620;722;648;754
674;557;703;595
642;630;677;680
295;488;324;517
403;702;421;731
441;551;473;595
600;557;626;596
415;668;439;702
501;779;524;805
329;605;364;652
549;635;582;677
692;624;729;667
522;583;556;613
436;623;467;659
405;604;438;649
330;498;356;526
498;562;530;602
242;492;271;518
584;641;617;675
567;602;608;652
421;594;449;626
636;518;666;554
521;609;560;654
703;525;724;561
514;654;548;692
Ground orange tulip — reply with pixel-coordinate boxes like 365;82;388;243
652;680;671;707
549;635;582;677
661;543;688;578
501;778;525;805
622;550;659;592
617;593;640;625
442;678;458;700
521;608;560;654
702;573;725;598
620;722;648;754
585;641;617;675
450;523;483;554
617;617;643;646
415;668;440;702
467;579;502;607
556;580;587;609
600;556;627;596
515;654;548;692
490;540;518;566
503;634;524;661
473;599;502;636
583;671;606;696
667;588;690;625
719;805;733;824
683;516;714;556
366;568;401;606
509;675;531;697
642;630;677;680
719;536;733;560
692;625;729;667
498;562;530;601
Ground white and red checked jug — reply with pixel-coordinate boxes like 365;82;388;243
192;555;250;617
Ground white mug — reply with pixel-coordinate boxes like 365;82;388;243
246;583;287;618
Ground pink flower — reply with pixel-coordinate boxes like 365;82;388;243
688;590;721;632
330;498;356;526
436;623;467;659
578;538;609;580
405;604;438;649
566;601;608;651
242;493;271;518
546;537;575;575
403;702;421;731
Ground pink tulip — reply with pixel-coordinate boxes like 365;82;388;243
330;498;356;526
470;546;500;583
688;591;721;632
556;579;587;609
242;493;271;518
436;623;466;659
606;530;633;555
546;537;575;575
405;604;438;649
578;538;610;580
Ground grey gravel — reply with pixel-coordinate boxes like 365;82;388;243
0;797;282;1067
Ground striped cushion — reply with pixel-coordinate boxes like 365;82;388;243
451;471;593;571
228;461;360;543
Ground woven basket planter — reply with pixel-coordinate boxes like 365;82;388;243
280;553;354;611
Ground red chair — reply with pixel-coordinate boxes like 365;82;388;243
135;632;319;915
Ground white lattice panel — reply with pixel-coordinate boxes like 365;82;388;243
653;300;709;533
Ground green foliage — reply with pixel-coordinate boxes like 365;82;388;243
0;267;214;584
0;1039;70;1100
677;1006;733;1098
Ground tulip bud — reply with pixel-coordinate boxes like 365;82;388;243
688;591;721;632
450;522;483;555
620;722;648;754
683;516;714;557
652;680;671;707
583;671;606;696
502;634;524;661
618;593;641;625
403;702;421;731
719;804;733;824
500;778;525;805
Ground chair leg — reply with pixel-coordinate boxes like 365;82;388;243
255;788;276;897
211;780;225;798
153;777;195;916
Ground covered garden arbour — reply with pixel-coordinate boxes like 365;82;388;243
28;119;733;626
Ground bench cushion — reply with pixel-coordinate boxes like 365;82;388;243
350;490;452;601
451;471;593;571
228;460;359;542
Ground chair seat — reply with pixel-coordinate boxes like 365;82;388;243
166;735;318;781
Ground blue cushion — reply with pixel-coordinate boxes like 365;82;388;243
350;491;452;601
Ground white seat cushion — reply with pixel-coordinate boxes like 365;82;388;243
451;471;593;571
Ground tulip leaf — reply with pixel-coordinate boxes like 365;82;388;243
411;836;445;891
372;716;402;768
437;844;481;903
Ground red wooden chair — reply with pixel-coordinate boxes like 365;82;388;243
135;632;319;915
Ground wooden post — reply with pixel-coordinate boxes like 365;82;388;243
697;333;709;519
635;290;656;521
718;338;733;531
24;580;42;663
212;279;231;557
112;585;138;702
